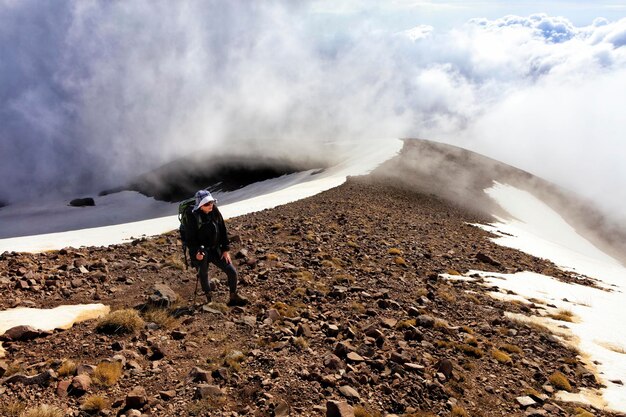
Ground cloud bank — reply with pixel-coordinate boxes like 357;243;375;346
0;1;625;224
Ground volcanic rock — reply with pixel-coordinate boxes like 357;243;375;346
1;325;50;341
326;400;355;417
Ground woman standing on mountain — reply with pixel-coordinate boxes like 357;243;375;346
186;189;248;306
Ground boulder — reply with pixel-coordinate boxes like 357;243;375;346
326;400;354;417
273;399;290;417
188;366;213;383
3;369;56;387
475;252;501;267
1;325;50;341
194;384;223;400
69;197;95;207
69;373;92;396
516;396;537;408
389;351;410;364
171;330;187;340
415;315;435;328
346;352;365;362
148;343;167;361
338;385;360;399
148;283;179;308
126;386;148;409
435;359;454;380
159;390;177;400
56;379;71;397
404;326;423;342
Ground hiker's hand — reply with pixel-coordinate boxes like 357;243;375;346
195;251;204;261
221;251;231;264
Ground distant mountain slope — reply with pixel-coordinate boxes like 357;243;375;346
372;139;626;266
103;154;329;203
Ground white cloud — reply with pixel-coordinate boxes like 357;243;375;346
0;3;624;226
399;25;434;41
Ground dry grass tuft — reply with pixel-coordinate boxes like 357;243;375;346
0;400;26;417
434;319;450;329
272;301;298;318
264;253;280;261
93;361;123;387
142;308;179;329
96;309;144;334
500;343;523;354
153;236;168;245
4;360;26;377
573;407;594;417
523;388;541;397
187;397;226;415
164;254;185;270
457;344;484;358
222;350;246;372
20;405;64;417
350;302;366;314
549;371;572;392
491;349;513;364
446;269;461;276
460;326;474;334
450;406;469;417
393;256;407;266
466;294;481;304
438;289;456;303
80;396;109;413
333;274;355;285
293;337;309;350
396;319;417;329
524;321;552;334
292;270;314;282
206;302;229;313
549;309;575;322
57;359;77;377
353;405;383;417
387;248;403;255
435;340;455;349
464;336;479;347
290;287;307;298
598;341;626;354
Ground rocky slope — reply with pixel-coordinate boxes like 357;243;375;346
0;175;622;417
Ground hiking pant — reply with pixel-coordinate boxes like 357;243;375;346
193;249;237;295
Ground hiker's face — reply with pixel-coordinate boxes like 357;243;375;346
200;201;214;213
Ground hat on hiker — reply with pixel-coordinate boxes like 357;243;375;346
192;189;216;212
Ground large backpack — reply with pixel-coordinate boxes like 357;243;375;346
178;197;198;269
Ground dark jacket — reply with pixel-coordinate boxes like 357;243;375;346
186;205;230;258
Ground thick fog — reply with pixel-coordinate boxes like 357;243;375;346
1;1;625;224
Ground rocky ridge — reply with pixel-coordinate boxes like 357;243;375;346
0;177;622;417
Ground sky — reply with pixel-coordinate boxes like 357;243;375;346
1;0;625;224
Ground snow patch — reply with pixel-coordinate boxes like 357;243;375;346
0;304;110;358
469;182;626;412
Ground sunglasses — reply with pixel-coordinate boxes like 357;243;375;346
202;201;214;207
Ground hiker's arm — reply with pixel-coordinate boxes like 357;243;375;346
216;209;230;253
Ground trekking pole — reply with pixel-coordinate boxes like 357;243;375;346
192;246;204;305
193;271;199;305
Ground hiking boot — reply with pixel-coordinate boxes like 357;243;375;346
227;292;249;307
205;292;212;303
